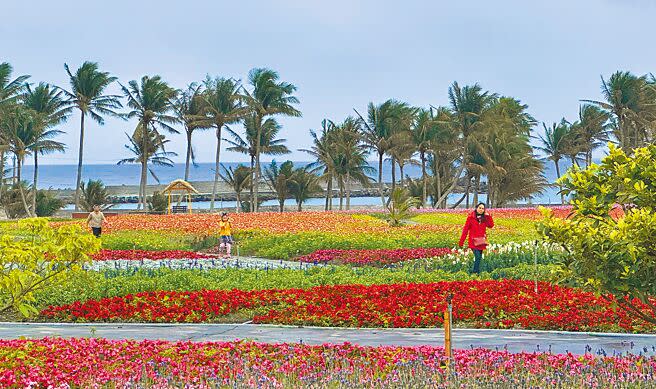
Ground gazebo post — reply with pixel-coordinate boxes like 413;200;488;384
188;192;192;214
167;191;171;215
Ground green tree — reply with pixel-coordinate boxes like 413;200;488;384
79;179;108;211
121;75;178;210
263;160;294;212
34;190;65;217
117;126;177;196
225;113;290;208
386;187;420;227
0;218;100;317
301;119;337;210
288;167;321;211
219;164;251;213
412;108;437;207
332;118;373;210
147;191;168;214
23;83;69;212
244;68;301;212
172;83;209;181
538;120;572;204
538;144;656;325
571;104;610;167
61;62;122;211
198;77;246;211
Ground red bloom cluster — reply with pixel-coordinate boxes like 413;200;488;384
1;338;654;387
92;249;213;261
41;280;656;332
297;248;453;265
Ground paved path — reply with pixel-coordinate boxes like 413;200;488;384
2;322;655;356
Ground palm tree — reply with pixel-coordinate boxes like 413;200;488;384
0;62;29;202
447;82;496;207
355;99;412;207
572;104;610;167
121;75;178;210
198;77;246;211
225;113;290;208
263;160;294;212
289;167;321;211
117;127;177;192
244;68;301;212
538;120;571;204
0;62;29;106
333;117;373;210
427;106;459;208
300;119;337;210
172;83;209;181
219;164;251;213
412;108;436;207
23;83;70;212
0;105;36;215
61;61;122;210
79;179;109;211
386;187;420;227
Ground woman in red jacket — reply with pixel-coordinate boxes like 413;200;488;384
458;203;494;273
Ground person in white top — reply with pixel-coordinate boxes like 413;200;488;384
86;205;107;238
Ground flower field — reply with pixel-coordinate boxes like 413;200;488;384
0;338;654;388
92;249;214;261
297;247;453;265
40;280;656;332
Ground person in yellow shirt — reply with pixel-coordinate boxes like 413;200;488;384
218;212;233;258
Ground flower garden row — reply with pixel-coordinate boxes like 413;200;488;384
41;280;656;332
1;338;653;388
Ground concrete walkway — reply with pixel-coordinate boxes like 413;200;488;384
2;322;655;356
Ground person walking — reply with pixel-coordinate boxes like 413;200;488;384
218;212;233;258
458;202;494;273
86;204;107;238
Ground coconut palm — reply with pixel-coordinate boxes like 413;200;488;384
572;104;610;167
0;105;36;215
288;167;321;211
537;120;571;204
23;83;70;211
79;179;109;211
197;77;246;211
225;113;290;208
121;75;178;209
427;107;459;208
219;164;251;213
412;108;437;207
117;127;177;191
386;187;420;227
333;117;373;210
0;62;29;106
172;83;209;181
61;61;122;210
263;160;294;212
300;119;337;210
355;99;413;206
244;68;301;212
447;82;496;206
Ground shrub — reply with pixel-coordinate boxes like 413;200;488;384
147;191;168;214
79;180;108;211
35;190;65;217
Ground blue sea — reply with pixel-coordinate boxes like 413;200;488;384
18;159;575;207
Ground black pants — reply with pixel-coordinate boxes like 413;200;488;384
472;249;483;274
92;227;102;238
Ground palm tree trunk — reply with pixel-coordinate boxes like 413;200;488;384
32;152;38;215
472;174;480;206
465;174;471;209
339;178;344;211
184;130;192;181
254;120;262;212
555;160;564;205
378;153;385;207
210;127;222;211
139;158;148;211
249;156;255;212
420;151;427;207
391;158;396;194
235;192;241;213
346;172;351;210
74;112;85;211
400;163;405;188
0;149;5;205
297;198;302;211
324;176;332;211
17;157;31;217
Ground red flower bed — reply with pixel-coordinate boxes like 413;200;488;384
2;338;654;387
297;248;453;265
41;280;656;332
92;249;213;261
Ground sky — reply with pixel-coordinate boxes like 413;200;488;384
2;0;655;165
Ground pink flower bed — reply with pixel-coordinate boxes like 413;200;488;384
297;247;452;265
0;338;653;387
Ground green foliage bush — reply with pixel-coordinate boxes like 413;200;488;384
35;190;65;217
